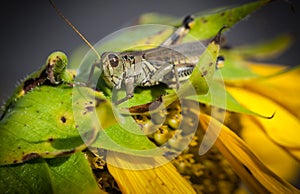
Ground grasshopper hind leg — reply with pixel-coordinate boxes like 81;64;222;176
160;15;194;88
160;15;194;46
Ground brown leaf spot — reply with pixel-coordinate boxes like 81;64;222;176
201;70;208;77
22;153;40;162
201;17;208;23
55;149;75;157
95;98;106;107
60;116;67;123
22;69;48;93
48;137;54;142
129;96;163;113
84;106;95;115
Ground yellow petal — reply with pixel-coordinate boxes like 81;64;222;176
199;113;299;193
246;64;300;118
240;114;300;182
227;86;300;149
106;151;196;193
247;63;286;75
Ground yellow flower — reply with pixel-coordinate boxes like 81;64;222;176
226;63;300;184
104;55;300;193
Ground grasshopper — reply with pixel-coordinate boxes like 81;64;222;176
87;16;224;104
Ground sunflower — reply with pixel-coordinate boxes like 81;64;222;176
100;24;300;194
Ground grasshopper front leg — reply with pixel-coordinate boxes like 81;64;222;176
87;60;102;87
115;66;136;105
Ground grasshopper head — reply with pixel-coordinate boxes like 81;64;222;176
101;52;124;89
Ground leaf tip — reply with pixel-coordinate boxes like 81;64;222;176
211;25;228;45
260;111;276;119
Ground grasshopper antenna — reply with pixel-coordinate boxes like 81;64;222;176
49;0;101;60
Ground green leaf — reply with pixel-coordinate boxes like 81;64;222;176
0;159;53;193
219;56;298;82
226;34;294;60
114;85;172;108
137;0;271;40
189;0;271;40
0;152;100;193
47;152;100;194
219;34;294;81
218;53;259;81
0;85;86;165
0;82;162;165
92;115;164;157
73;86;164;156
72;86;162;157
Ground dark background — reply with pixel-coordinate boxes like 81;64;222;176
0;0;299;103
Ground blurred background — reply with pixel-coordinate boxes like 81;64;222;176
0;0;299;103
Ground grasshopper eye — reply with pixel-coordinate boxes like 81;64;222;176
108;53;119;67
